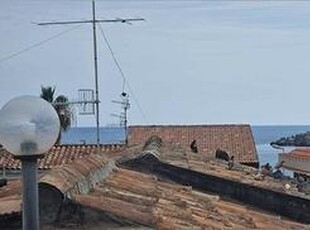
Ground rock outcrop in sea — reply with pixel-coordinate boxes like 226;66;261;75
271;131;310;146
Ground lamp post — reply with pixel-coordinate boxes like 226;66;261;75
0;96;60;230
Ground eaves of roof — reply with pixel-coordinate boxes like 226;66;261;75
0;144;124;170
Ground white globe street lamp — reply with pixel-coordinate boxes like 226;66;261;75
0;96;60;230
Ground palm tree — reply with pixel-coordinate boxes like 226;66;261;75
40;86;55;103
40;86;72;143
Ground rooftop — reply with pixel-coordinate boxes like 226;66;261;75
0;144;123;170
0;179;21;217
0;137;309;228
121;137;310;200
283;148;310;160
1;164;307;229
279;148;310;176
128;124;258;165
76;168;307;229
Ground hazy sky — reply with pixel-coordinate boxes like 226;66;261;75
1;0;310;126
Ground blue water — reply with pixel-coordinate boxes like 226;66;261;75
251;125;310;145
252;126;310;167
61;127;126;145
61;125;310;167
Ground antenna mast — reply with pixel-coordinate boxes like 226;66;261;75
92;0;100;150
37;0;144;152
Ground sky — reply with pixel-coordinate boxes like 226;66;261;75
1;0;310;127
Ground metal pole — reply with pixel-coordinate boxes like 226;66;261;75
92;0;100;153
21;158;39;230
124;104;128;146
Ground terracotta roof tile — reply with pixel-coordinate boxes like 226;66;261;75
75;168;308;229
40;154;116;197
0;153;117;216
128;125;258;164
0;145;308;229
0;144;124;170
119;140;308;198
284;148;310;160
279;148;310;175
0;196;21;216
0;180;21;216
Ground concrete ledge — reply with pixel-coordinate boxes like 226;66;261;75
122;156;310;224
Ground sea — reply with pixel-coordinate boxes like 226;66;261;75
61;125;310;168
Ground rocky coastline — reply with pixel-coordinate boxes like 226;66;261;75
271;131;310;146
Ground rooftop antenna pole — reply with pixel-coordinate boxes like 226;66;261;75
123;93;129;146
92;0;100;152
37;0;144;153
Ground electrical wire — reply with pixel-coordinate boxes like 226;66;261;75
0;24;82;65
0;19;149;123
98;23;149;124
98;25;126;93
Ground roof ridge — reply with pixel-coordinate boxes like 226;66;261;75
129;124;250;128
39;155;117;198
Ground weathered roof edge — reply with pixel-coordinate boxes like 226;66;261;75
116;137;161;165
0;143;124;170
39;155;117;199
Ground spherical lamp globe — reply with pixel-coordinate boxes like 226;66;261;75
0;95;60;156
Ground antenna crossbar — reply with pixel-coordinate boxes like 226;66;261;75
37;18;144;26
53;100;96;106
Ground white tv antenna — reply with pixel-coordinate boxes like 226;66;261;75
111;92;130;145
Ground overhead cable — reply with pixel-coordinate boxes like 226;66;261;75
98;23;149;124
0;24;82;65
